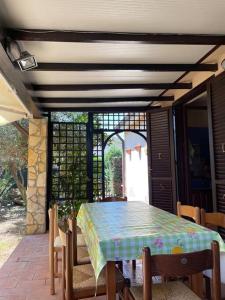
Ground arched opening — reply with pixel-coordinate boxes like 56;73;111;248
103;131;149;203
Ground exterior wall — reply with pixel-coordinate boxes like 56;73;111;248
124;132;149;204
26;118;48;234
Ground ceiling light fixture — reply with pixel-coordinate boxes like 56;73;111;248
6;38;38;71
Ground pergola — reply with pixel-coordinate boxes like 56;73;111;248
1;0;225;234
1;0;225;117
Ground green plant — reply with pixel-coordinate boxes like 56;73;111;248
57;199;83;221
105;144;122;196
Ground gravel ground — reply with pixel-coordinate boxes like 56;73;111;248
0;201;25;267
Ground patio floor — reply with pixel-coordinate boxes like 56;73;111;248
0;234;143;300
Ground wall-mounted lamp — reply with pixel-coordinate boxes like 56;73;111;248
6;38;38;71
15;50;37;71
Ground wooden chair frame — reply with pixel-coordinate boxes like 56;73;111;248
201;209;225;299
59;227;126;300
49;205;62;295
126;241;221;300
201;209;225;229
177;201;200;224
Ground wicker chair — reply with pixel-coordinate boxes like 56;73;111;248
48;204;88;295
59;226;126;300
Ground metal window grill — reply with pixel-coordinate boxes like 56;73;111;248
93;112;146;131
51;122;88;201
93;132;104;199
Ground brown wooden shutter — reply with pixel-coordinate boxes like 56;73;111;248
147;108;176;213
208;72;225;225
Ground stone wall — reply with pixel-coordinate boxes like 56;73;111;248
26;118;48;234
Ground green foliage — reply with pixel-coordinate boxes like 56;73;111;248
0;171;15;199
51;112;88;123
54;199;83;221
0;120;28;167
0;120;28;203
105;144;122;196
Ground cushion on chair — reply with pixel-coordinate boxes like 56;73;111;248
130;281;200;300
77;233;86;247
72;263;124;298
54;236;62;250
77;246;91;264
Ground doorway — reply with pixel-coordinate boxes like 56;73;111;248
175;91;213;211
103;131;148;203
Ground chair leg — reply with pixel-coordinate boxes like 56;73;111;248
62;247;66;300
117;261;123;273
124;278;131;300
50;249;55;295
55;251;58;274
205;276;211;299
132;260;136;270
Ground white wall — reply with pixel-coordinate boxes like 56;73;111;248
124;132;149;204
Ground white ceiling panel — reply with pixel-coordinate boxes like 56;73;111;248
23;71;184;85
1;0;225;34
18;42;213;64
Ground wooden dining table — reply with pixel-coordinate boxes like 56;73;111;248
77;201;225;300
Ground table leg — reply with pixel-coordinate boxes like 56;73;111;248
106;261;116;300
191;272;204;298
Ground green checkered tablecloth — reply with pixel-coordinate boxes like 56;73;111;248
77;201;225;279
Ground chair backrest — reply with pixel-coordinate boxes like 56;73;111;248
201;208;225;229
177;201;200;224
58;226;73;300
58;217;78;266
142;241;221;300
68;217;78;266
99;196;127;202
48;206;59;252
48;204;59;241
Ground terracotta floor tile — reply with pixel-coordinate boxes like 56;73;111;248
0;278;18;289
0;234;139;299
0;296;26;300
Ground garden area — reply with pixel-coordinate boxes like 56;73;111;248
0;120;28;266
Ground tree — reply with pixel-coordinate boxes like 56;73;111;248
0;119;28;204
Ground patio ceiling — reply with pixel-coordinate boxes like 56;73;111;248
1;0;225;111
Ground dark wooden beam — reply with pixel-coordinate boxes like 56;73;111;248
41;106;159;113
30;63;217;72
30;82;192;91
35;96;174;104
6;29;225;45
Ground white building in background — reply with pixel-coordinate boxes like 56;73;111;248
124;132;149;204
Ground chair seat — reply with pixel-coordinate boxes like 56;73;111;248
72;263;125;298
54;236;62;250
130;281;200;300
77;246;90;265
77;233;86;247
